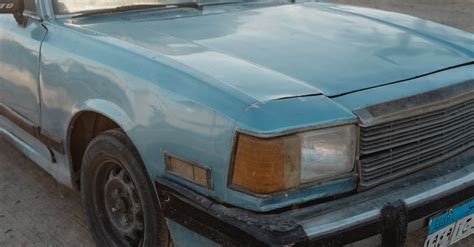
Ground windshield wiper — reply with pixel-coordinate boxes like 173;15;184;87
71;3;202;18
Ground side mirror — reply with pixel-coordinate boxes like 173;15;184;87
0;0;24;14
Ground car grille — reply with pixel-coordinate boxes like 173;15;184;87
359;97;474;187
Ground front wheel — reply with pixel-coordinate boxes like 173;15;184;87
81;130;170;247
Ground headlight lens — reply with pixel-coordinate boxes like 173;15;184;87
299;125;357;183
230;125;357;194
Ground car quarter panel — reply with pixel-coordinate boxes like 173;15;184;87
39;20;245;201
38;19;363;211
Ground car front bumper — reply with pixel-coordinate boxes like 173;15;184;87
155;149;474;246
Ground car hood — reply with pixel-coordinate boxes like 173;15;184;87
71;2;474;101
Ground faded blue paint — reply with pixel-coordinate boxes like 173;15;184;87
226;175;357;212
0;0;473;218
333;64;474;111
69;2;474;97
0;15;46;126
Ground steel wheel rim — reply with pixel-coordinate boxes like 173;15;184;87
94;160;145;246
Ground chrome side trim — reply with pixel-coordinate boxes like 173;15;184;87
354;79;474;126
403;173;473;208
0;128;73;187
303;209;380;239
0;103;65;154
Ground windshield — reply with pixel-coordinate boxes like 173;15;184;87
53;0;194;14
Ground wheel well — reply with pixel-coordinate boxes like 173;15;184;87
68;111;120;190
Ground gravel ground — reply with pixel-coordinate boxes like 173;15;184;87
0;1;473;247
0;137;95;247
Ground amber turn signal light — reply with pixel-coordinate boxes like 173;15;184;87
230;134;301;194
165;155;212;189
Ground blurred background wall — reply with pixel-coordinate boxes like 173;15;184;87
328;0;474;33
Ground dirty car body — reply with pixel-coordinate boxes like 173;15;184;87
0;0;473;246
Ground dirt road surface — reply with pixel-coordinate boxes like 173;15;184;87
0;138;95;247
0;1;473;246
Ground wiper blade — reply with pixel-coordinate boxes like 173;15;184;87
71;2;202;18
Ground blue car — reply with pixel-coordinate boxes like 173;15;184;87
0;0;473;246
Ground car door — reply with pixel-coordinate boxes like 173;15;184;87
0;1;47;128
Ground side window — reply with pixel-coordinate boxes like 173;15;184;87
24;0;37;14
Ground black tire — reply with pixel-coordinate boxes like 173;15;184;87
81;129;170;247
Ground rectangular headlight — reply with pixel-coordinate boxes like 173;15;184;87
230;125;357;194
299;125;357;183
